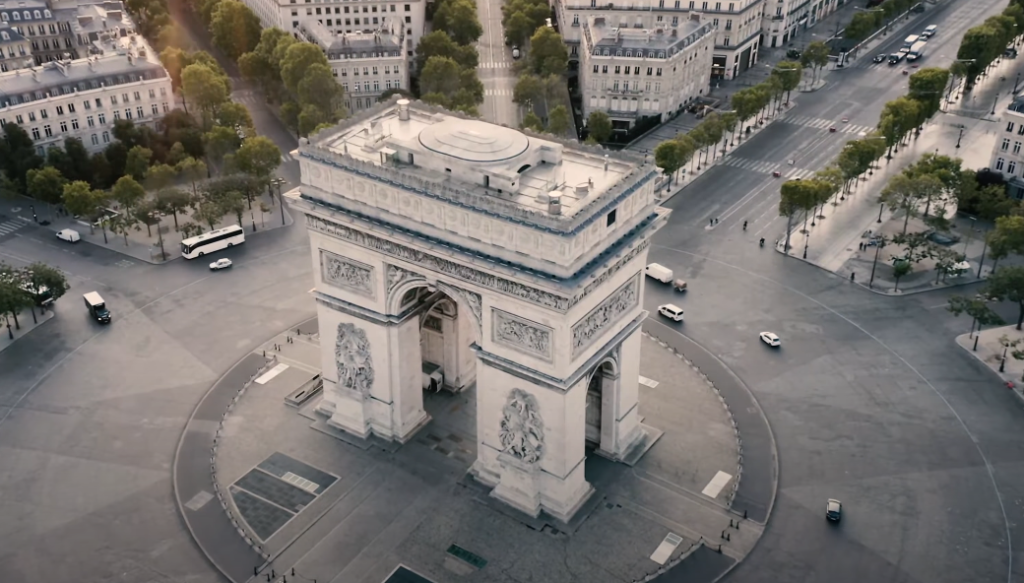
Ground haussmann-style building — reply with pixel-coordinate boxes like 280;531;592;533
287;98;669;521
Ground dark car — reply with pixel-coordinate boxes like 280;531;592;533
1005;47;1018;58
888;53;903;65
826;499;842;522
873;53;886;63
786;48;801;60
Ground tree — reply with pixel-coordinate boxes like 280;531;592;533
878;97;920;155
111;176;147;213
521;111;544;132
948;294;1005;336
195;198;224;231
586;111;612;143
880;174;925;235
176;156;208;201
891;231;934;266
986;266;1024;329
210;0;262;59
420;56;464;101
156;187;193;231
297;63;347;122
280;42;329;96
931;245;962;284
513;73;544;111
957;24;1008;88
235;136;282;180
547;105;571;135
124;145;153;181
655;139;689;188
908;68;951;120
529;26;568;77
433;0;483;45
415;31;479;71
145;163;177;193
504;11;536;48
800;41;830;84
62;181;99;225
989;214;1024;270
778;181;804;253
23;262;69;303
844;11;882;42
0;265;34;334
203;126;240;170
181;63;231;129
62;138;94;184
108;211;138;247
1;123;44;192
771;61;802;104
892;258;913;292
215;102;255;132
26;167;67;207
133;198;163;238
730;88;760;136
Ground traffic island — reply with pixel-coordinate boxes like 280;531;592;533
955;325;1024;399
178;322;773;583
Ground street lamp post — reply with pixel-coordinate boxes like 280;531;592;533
869;238;885;288
877;202;885;223
978;228;989;278
270;177;287;226
955;126;964;148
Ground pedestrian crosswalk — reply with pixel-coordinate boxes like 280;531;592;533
719;157;816;179
233;90;259;105
782;115;874;135
281;151;295;163
484;89;513;97
0;216;30;239
479;61;512;69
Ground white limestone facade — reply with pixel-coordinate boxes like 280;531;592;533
0;32;171;155
761;0;840;49
991;97;1024;200
580;15;714;129
557;0;764;80
295;21;408;113
241;0;423;66
288;98;669;521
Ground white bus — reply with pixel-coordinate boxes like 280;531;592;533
181;224;245;259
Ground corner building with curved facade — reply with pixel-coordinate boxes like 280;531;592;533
288;98;669;521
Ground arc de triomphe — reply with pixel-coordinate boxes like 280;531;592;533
287;99;669;521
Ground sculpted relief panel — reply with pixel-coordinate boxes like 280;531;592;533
335;322;375;398
492;309;553;362
499;388;545;464
320;249;375;299
571;274;640;358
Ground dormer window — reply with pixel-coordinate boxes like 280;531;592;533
43;9;50;17
33;10;40;19
12;12;19;20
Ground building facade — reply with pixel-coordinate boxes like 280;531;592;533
0;21;33;71
557;0;764;80
991;97;1024;200
580;15;714;130
0;33;171;155
0;0;78;65
761;0;840;49
288;98;667;520
241;0;424;66
295;21;408;113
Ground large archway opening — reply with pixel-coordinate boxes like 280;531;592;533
585;359;618;452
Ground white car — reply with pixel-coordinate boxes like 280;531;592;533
209;258;233;270
658;304;684;322
759;331;781;347
56;228;81;243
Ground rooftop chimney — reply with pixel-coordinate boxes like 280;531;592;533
397;98;410;121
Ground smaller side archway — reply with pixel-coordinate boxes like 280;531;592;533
585;357;619;451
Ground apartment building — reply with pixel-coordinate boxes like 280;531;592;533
0;0;78;65
241;0;424;65
0;31;172;155
991;97;1024;200
580;15;714;130
296;20;408;112
557;0;764;80
0;21;33;71
762;0;839;48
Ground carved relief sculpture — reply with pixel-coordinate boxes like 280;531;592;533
492;309;552;361
320;249;375;298
436;281;483;331
571;274;640;357
386;264;420;296
335;323;375;398
499;388;545;464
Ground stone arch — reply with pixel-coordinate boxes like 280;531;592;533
385;267;428;315
585;355;620;450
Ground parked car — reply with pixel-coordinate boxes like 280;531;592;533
926;231;960;245
209;258;233;270
786;48;801;59
658;304;684;322
56;228;81;243
873;53;887;63
512;45;521;59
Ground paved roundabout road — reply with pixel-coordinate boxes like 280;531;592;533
643;234;1021;583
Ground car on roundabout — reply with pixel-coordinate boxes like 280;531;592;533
826;499;842;522
872;53;886;63
209;258;233;270
759;331;781;347
658;304;684;322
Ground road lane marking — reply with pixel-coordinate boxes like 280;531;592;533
255;362;289;385
639;375;659;388
650;532;684;565
701;470;733;498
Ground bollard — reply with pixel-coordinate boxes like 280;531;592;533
743;509;748;519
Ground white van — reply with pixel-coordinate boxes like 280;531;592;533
922;25;937;38
644;263;674;283
56;228;80;243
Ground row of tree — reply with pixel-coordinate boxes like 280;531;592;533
955;1;1024;90
513;25;571;135
413;0;486;116
653;61;804;182
844;0;922;43
0;262;70;338
193;0;263;60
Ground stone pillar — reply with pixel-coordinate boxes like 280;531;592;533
596;327;644;462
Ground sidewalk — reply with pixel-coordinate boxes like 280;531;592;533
0;186;293;265
955;325;1024;396
0;306;55;353
777;91;1007;292
178;319;772;583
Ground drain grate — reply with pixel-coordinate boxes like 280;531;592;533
446;544;487;569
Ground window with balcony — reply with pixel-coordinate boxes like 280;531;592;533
1010;161;1018;175
997;158;1006;171
1016;141;1022;155
1003;138;1011;151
